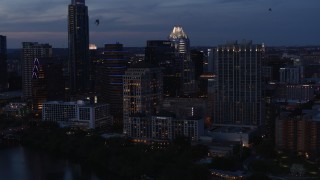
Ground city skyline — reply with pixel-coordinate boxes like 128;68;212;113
0;0;319;48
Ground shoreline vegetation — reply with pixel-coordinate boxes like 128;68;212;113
2;117;319;179
18;121;211;179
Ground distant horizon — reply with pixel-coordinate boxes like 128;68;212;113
1;0;319;49
6;43;320;50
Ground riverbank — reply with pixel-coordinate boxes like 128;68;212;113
19;122;211;179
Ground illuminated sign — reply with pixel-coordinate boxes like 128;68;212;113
32;58;39;79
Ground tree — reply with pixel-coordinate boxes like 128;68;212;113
255;139;276;158
191;144;208;160
290;164;305;176
210;157;236;171
247;173;271;180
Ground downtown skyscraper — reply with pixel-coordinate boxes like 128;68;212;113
68;0;90;94
22;42;52;105
96;43;127;121
123;63;163;136
213;40;265;127
0;35;7;92
145;40;180;97
168;26;195;95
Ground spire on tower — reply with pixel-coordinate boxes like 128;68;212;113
169;25;188;40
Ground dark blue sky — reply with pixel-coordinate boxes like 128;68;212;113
1;0;319;48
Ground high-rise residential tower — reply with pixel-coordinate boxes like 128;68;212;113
22;42;52;102
68;0;90;94
123;63;163;136
32;58;65;113
213;40;265;127
0;35;7;92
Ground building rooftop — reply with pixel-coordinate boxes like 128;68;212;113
44;101;106;107
3;102;27;111
0;91;22;100
128;62;158;69
210;126;254;134
101;133;124;139
155;110;176;118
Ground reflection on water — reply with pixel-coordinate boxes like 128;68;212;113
0;146;100;180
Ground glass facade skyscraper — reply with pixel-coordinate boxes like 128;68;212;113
145;40;181;97
97;43;127;119
0;35;7;92
68;0;89;94
168;26;195;95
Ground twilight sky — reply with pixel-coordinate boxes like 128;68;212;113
0;0;319;48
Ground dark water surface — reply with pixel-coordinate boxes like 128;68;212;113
0;146;100;180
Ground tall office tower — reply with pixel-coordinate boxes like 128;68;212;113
0;35;7;92
213;40;265;126
191;50;204;81
97;43;127;121
145;40;181;97
168;26;195;95
169;26;189;55
68;0;90;94
22;42;52;102
123;63;163;135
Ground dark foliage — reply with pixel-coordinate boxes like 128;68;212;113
20;123;211;179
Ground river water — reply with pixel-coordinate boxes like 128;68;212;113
0;146;100;180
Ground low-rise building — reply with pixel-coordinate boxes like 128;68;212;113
2;102;28;118
208;125;257;147
275;84;314;103
276;106;320;156
279;66;303;84
42;100;112;130
0;91;22;107
127;111;204;141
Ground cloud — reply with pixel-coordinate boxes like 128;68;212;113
0;0;319;47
